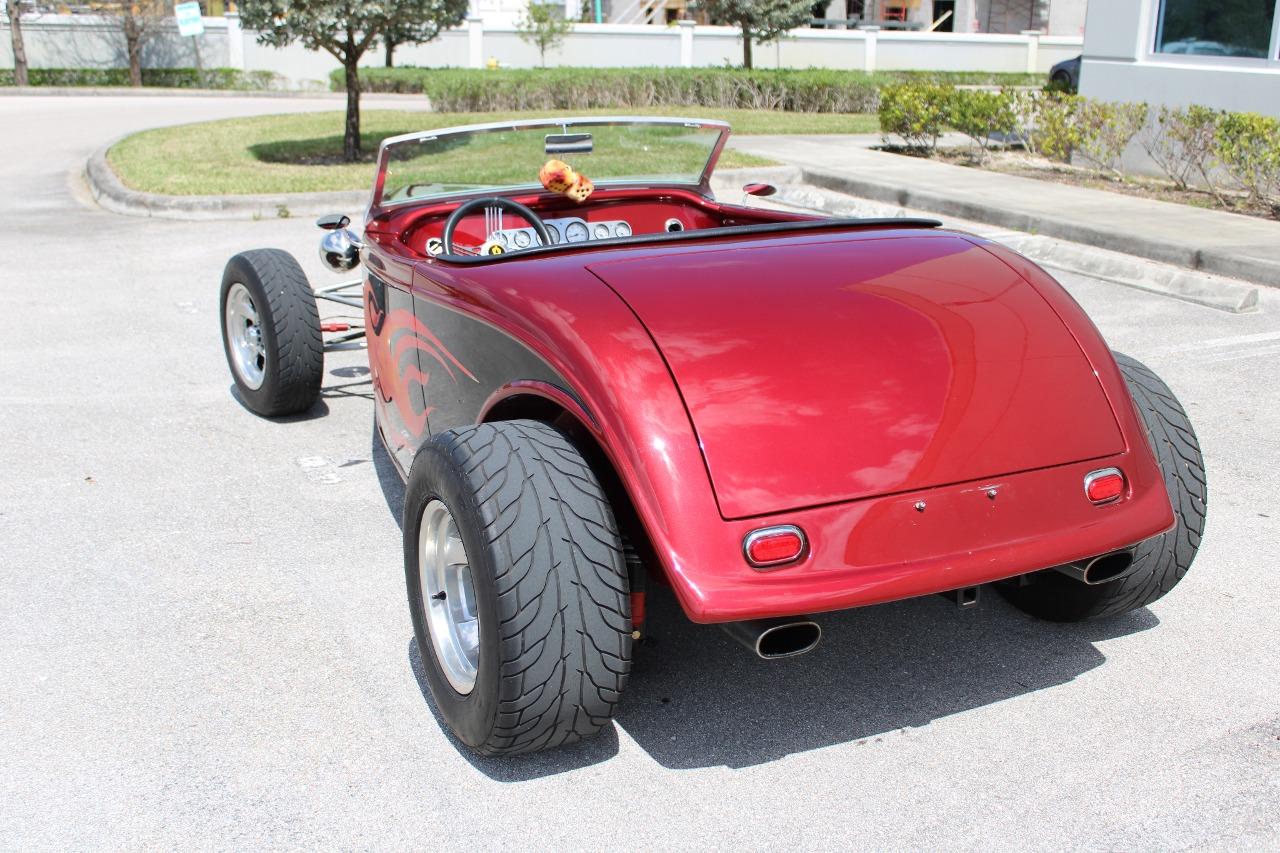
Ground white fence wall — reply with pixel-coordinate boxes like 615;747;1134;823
0;14;231;71
1;15;1082;90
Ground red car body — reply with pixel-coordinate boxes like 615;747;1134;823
358;180;1174;624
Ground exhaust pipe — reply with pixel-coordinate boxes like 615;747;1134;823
721;617;822;659
1054;549;1136;586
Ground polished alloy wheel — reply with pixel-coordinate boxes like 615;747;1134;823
224;282;266;390
419;499;480;694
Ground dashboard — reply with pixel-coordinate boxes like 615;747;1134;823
426;216;639;257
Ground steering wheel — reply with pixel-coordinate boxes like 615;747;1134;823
442;196;551;256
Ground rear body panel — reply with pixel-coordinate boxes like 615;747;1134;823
589;234;1124;518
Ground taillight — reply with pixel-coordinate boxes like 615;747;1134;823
1084;468;1125;504
743;525;807;569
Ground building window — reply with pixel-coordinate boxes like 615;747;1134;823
1154;0;1278;59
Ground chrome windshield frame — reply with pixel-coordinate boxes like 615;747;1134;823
368;116;731;215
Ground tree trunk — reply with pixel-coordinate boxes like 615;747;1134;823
124;15;143;87
8;0;28;87
742;24;753;69
385;40;394;67
344;59;361;162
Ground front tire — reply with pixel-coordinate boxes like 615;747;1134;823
404;420;632;755
219;249;323;417
999;354;1207;621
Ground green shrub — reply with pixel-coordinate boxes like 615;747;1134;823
332;67;1041;113
1138;104;1220;191
1215;111;1280;215
1006;87;1044;156
1034;91;1082;163
947;88;1017;162
878;82;951;152
0;67;282;89
1075;99;1147;177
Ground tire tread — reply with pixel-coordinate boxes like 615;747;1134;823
432;420;631;755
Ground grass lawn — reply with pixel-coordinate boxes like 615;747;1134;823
107;107;879;195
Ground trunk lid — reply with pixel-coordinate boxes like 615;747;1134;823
588;233;1124;520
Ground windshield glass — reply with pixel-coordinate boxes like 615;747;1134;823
374;118;728;208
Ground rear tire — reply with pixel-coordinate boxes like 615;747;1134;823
404;420;632;755
998;354;1206;621
219;249;323;417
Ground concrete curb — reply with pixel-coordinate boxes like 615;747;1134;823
79;146;1265;312
85;143;368;221
799;167;1279;291
764;180;1261;314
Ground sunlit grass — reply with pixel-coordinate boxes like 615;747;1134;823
107;108;879;195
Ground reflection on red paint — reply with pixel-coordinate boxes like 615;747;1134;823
591;236;1125;519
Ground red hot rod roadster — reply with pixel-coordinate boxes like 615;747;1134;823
220;117;1206;755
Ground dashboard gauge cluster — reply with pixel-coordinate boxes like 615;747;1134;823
478;216;634;255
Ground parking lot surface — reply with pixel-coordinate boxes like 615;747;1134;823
1;96;1277;850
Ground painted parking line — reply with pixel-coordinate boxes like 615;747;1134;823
1198;343;1280;364
1155;331;1280;356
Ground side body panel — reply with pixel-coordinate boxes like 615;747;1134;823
363;245;429;473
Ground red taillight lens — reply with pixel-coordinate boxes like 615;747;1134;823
1084;468;1125;504
744;526;807;568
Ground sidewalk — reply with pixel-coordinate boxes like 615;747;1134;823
729;135;1280;288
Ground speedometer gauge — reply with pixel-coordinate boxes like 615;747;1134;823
564;221;589;243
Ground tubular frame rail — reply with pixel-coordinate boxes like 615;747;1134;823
315;278;367;351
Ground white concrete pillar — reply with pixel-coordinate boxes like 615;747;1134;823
678;20;695;68
1022;28;1041;73
225;11;244;70
953;0;978;33
861;25;879;73
468;17;484;69
565;0;582;21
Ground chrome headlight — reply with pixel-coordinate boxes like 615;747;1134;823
319;227;363;272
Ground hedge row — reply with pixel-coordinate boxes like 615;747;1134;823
331;67;1042;113
879;83;1280;216
0;67;284;89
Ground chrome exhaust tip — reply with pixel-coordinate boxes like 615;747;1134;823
721;617;822;660
1054;550;1136;586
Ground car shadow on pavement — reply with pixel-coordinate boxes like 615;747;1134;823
377;424;1159;776
372;424;405;527
615;584;1159;770
408;639;623;780
228;384;331;421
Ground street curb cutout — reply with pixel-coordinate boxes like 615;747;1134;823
801;167;1273;301
85;143;368;221
755;170;1261;315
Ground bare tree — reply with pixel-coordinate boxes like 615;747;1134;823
100;1;169;87
516;1;573;67
6;0;28;86
239;0;469;162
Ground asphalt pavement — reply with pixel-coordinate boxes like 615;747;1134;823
1;95;1277;850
